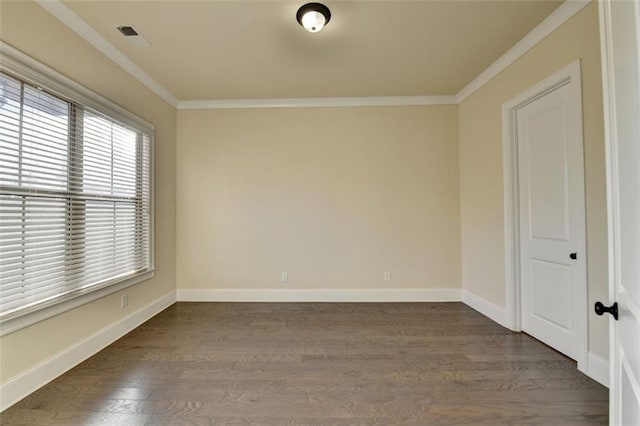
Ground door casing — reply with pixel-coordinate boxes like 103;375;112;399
501;60;588;373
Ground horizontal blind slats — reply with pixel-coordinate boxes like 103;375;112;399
0;70;152;320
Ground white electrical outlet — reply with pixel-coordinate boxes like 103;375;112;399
384;272;391;281
121;294;128;308
281;272;289;282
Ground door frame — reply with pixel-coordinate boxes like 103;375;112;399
599;0;640;421
598;1;618;406
501;59;588;372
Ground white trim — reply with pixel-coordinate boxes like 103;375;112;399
0;42;157;338
456;0;590;103
599;2;627;423
177;96;457;110
503;95;522;332
32;0;589;109
0;271;155;337
461;290;508;328
0;42;154;133
598;0;620;407
502;60;588;371
0;291;176;412
588;351;610;388
33;0;178;107
177;288;461;303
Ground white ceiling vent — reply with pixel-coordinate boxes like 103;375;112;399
116;25;151;47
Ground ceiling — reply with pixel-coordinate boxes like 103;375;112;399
58;0;563;101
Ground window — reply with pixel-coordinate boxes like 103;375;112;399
0;56;153;326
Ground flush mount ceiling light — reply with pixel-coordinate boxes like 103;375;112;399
296;3;331;33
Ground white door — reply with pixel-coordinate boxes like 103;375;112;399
599;1;640;424
516;78;587;361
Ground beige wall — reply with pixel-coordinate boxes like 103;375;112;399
0;0;608;392
177;106;460;291
0;2;176;382
458;2;608;358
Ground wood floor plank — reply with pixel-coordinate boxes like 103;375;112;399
0;302;608;425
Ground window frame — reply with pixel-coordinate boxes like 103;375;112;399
0;43;155;336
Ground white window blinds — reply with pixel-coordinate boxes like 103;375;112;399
0;66;153;321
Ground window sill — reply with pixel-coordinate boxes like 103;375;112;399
0;270;155;337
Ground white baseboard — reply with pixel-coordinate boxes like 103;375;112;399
462;289;508;328
0;288;606;412
587;351;609;388
462;291;609;388
0;291;176;412
177;288;462;303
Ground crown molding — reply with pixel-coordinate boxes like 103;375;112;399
34;0;179;107
455;0;591;103
35;0;588;109
0;42;155;132
177;96;457;110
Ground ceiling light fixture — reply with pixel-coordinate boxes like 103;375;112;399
296;3;331;33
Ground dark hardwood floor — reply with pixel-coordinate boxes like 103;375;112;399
1;302;608;425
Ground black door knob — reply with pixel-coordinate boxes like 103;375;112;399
595;301;618;320
569;252;577;260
